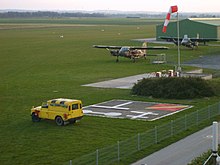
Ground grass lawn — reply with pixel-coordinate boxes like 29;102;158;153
0;18;220;165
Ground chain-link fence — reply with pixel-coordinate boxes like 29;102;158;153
64;102;220;165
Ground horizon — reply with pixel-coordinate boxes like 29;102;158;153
1;9;220;15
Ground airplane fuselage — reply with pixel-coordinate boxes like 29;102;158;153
110;47;145;59
172;38;198;49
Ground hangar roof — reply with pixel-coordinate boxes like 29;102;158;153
188;18;220;26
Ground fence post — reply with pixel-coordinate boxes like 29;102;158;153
117;141;120;162
212;121;218;165
171;120;173;136
96;149;99;165
138;133;140;151
155;126;158;144
69;160;72;165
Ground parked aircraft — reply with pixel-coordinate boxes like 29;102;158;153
93;42;168;62
159;34;219;49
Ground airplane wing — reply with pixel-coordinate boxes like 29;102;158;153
129;46;168;50
93;45;168;50
159;36;180;41
190;38;219;42
93;45;122;49
160;36;219;42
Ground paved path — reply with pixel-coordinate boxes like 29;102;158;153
82;73;155;89
132;123;220;165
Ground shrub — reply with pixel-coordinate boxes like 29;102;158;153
132;77;215;99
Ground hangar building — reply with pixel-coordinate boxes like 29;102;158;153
156;18;220;40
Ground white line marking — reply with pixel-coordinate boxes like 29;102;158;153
90;105;129;110
83;109;122;117
115;101;133;107
127;111;158;119
90;101;133;110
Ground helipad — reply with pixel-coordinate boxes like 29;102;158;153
83;100;192;121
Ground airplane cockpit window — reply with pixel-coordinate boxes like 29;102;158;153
120;47;129;52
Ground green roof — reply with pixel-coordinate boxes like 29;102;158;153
188;18;220;26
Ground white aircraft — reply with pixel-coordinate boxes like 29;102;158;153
159;34;219;49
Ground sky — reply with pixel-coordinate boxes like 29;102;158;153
1;0;220;13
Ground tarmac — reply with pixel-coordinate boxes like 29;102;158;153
183;55;220;70
82;73;155;89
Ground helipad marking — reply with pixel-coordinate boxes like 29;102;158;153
83;110;122;117
126;111;158;119
83;100;192;121
146;104;190;111
91;101;132;110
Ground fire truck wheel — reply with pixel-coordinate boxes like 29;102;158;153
55;116;64;126
32;113;41;122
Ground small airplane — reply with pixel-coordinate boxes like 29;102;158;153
93;42;168;62
159;34;219;49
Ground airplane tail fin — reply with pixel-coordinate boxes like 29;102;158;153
142;42;147;47
142;42;147;55
182;34;189;44
183;34;188;40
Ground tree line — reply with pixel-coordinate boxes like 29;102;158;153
0;11;219;18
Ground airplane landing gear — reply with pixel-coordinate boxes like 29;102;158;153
116;56;119;62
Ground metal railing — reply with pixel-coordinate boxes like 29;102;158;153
64;102;220;165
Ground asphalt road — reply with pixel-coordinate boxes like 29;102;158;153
184;55;220;70
82;73;154;89
132;123;220;165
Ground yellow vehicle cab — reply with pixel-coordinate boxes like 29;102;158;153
31;98;83;126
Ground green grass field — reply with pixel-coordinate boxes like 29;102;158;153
0;18;220;165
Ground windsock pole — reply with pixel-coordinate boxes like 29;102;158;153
162;5;181;72
177;12;181;72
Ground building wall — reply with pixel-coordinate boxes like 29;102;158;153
218;26;220;38
156;19;218;40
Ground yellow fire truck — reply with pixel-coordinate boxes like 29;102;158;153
31;98;83;126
